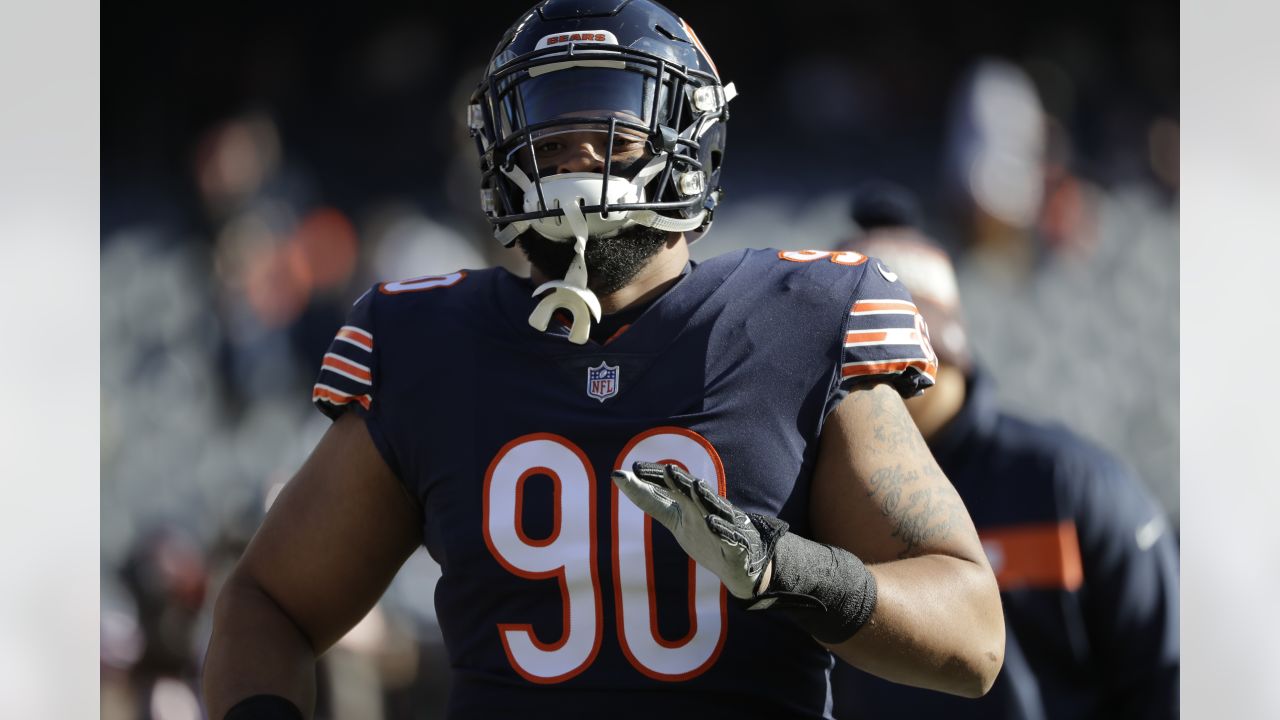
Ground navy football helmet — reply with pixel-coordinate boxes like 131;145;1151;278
469;0;734;248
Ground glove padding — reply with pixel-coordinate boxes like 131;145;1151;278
612;462;788;599
614;461;879;643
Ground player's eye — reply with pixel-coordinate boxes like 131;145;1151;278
613;137;645;154
534;140;564;155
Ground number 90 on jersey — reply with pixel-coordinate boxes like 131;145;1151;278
483;427;728;683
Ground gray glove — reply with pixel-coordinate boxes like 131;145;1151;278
613;461;878;643
612;462;787;599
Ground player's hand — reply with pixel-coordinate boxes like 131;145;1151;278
612;462;787;599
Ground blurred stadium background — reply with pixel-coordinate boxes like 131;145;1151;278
101;1;1177;717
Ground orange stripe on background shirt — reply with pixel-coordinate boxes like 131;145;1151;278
979;521;1083;591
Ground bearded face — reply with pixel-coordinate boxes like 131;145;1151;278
517;224;672;297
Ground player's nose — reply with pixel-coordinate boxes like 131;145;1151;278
552;135;607;175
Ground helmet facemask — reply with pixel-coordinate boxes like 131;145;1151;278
470;37;734;343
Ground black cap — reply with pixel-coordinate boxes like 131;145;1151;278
850;180;924;231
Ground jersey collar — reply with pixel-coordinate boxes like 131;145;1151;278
495;258;731;353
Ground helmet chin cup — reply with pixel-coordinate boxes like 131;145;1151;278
527;202;602;345
525;172;645;242
528;282;602;345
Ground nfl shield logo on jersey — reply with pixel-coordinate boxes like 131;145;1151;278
586;361;620;402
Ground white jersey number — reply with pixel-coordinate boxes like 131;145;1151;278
483;433;603;683
483;427;728;683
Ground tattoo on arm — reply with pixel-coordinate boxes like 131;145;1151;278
866;465;965;558
856;385;967;559
871;398;922;452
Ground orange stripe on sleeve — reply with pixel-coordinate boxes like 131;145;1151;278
851;300;918;314
841;359;938;379
322;355;372;383
337;327;374;351
979;521;1083;591
845;331;889;344
312;386;372;411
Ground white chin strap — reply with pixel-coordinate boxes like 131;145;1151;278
499;156;704;344
525;196;602;346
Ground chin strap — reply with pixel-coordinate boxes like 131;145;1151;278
527;200;602;345
500;148;709;344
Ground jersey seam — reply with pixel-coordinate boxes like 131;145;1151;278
361;286;411;490
814;263;871;439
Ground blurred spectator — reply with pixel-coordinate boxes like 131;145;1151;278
830;183;1179;719
1146;116;1178;195
942;58;1101;277
361;203;488;285
195;111;358;413
101;525;209;720
944;59;1047;252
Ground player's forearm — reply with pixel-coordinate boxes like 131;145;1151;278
203;575;318;720
826;554;1004;697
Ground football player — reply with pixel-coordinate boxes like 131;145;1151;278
202;2;1004;718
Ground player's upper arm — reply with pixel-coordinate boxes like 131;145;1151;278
810;251;977;564
810;380;985;567
231;410;422;655
231;284;421;653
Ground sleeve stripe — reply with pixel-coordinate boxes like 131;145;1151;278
321;364;373;386
313;383;372;410
323;352;371;376
336;326;374;351
845;328;922;347
841;358;938;382
846;317;917;332
335;335;374;352
850;299;919;316
324;352;370;373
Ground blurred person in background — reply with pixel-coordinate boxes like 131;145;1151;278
941;58;1101;279
211;488;441;720
202;1;1005;718
100;525;209;720
830;182;1179;719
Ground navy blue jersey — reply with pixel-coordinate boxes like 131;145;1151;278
832;370;1179;720
312;248;936;719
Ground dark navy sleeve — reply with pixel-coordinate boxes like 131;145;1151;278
832;253;937;402
1069;441;1180;718
311;284;403;479
312;285;378;419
